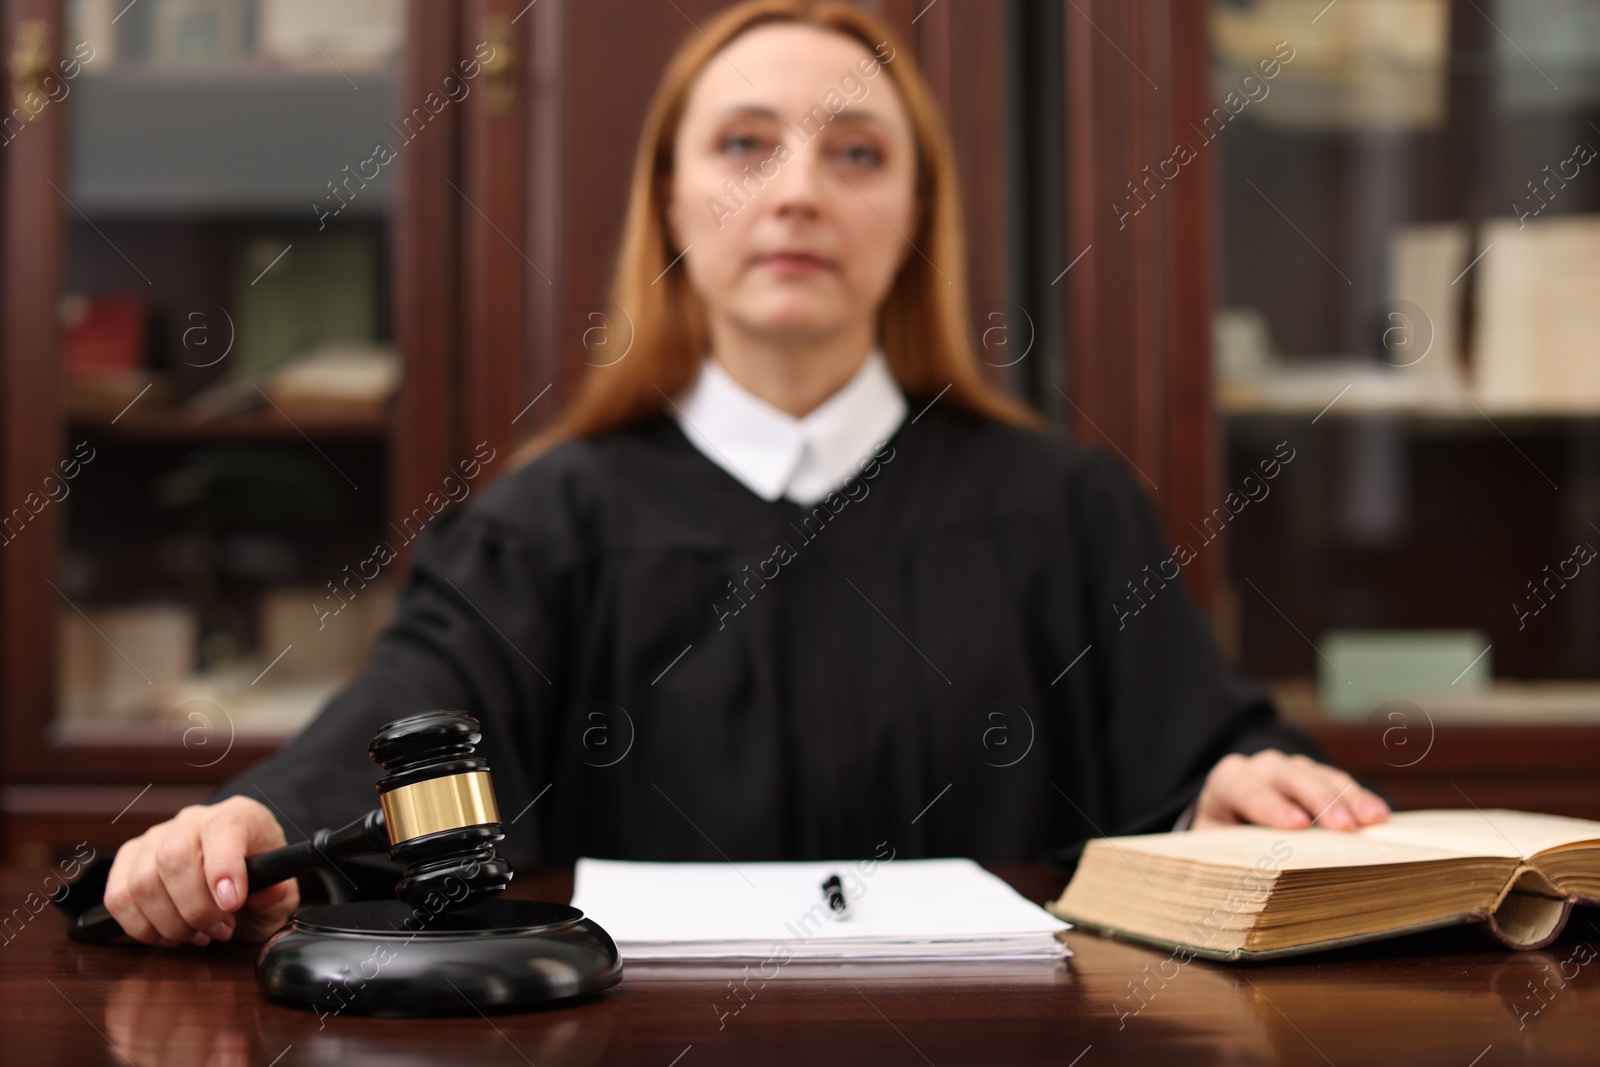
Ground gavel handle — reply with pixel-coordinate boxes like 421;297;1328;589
68;809;389;943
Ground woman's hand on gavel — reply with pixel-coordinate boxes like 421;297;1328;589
104;795;301;947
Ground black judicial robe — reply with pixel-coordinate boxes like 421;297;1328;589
214;403;1322;872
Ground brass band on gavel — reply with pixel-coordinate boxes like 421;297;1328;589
380;770;501;845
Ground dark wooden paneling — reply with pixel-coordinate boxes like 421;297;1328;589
520;0;739;439
392;0;466;558
903;0;1011;393
1065;0;1220;615
458;0;527;473
1;0;70;782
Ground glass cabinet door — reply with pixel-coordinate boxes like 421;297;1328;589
47;0;405;748
1209;0;1600;724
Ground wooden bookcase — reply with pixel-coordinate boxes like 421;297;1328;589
0;0;466;859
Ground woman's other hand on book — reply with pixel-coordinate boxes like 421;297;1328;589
1192;750;1390;831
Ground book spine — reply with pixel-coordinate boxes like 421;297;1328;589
1484;864;1572;951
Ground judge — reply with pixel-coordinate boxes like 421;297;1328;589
100;0;1388;949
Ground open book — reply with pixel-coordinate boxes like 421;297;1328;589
1048;809;1600;961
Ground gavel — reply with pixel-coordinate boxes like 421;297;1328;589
70;710;513;943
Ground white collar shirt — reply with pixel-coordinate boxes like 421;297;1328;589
670;348;907;506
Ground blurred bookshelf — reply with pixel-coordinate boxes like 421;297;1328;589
0;0;478;869
1209;0;1600;783
0;0;412;806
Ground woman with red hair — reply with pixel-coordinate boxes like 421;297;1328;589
101;0;1385;948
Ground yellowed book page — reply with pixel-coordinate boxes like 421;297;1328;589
1104;825;1477;870
1358;809;1600;859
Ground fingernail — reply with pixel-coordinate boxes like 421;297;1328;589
1360;798;1389;818
216;878;238;910
156;937;179;949
208;921;234;941
190;933;211;947
1326;810;1354;830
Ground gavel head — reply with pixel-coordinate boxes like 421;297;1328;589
368;711;512;910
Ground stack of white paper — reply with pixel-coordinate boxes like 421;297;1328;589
570;857;1072;962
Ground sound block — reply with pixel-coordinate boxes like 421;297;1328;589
257;899;623;1017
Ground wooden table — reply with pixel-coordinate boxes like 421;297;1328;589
4;865;1597;1066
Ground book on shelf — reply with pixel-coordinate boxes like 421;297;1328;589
256;0;402;68
61;293;147;379
1223;212;1600;417
1315;628;1490;718
58;604;196;721
1210;0;1448;131
232;231;380;379
1473;213;1600;412
149;0;252;66
54;581;399;734
1049;809;1600;961
263;344;398;421
178;344;398;424
1387;219;1469;389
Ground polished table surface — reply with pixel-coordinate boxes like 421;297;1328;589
3;864;1598;1066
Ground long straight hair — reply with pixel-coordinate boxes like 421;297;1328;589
513;0;1040;465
